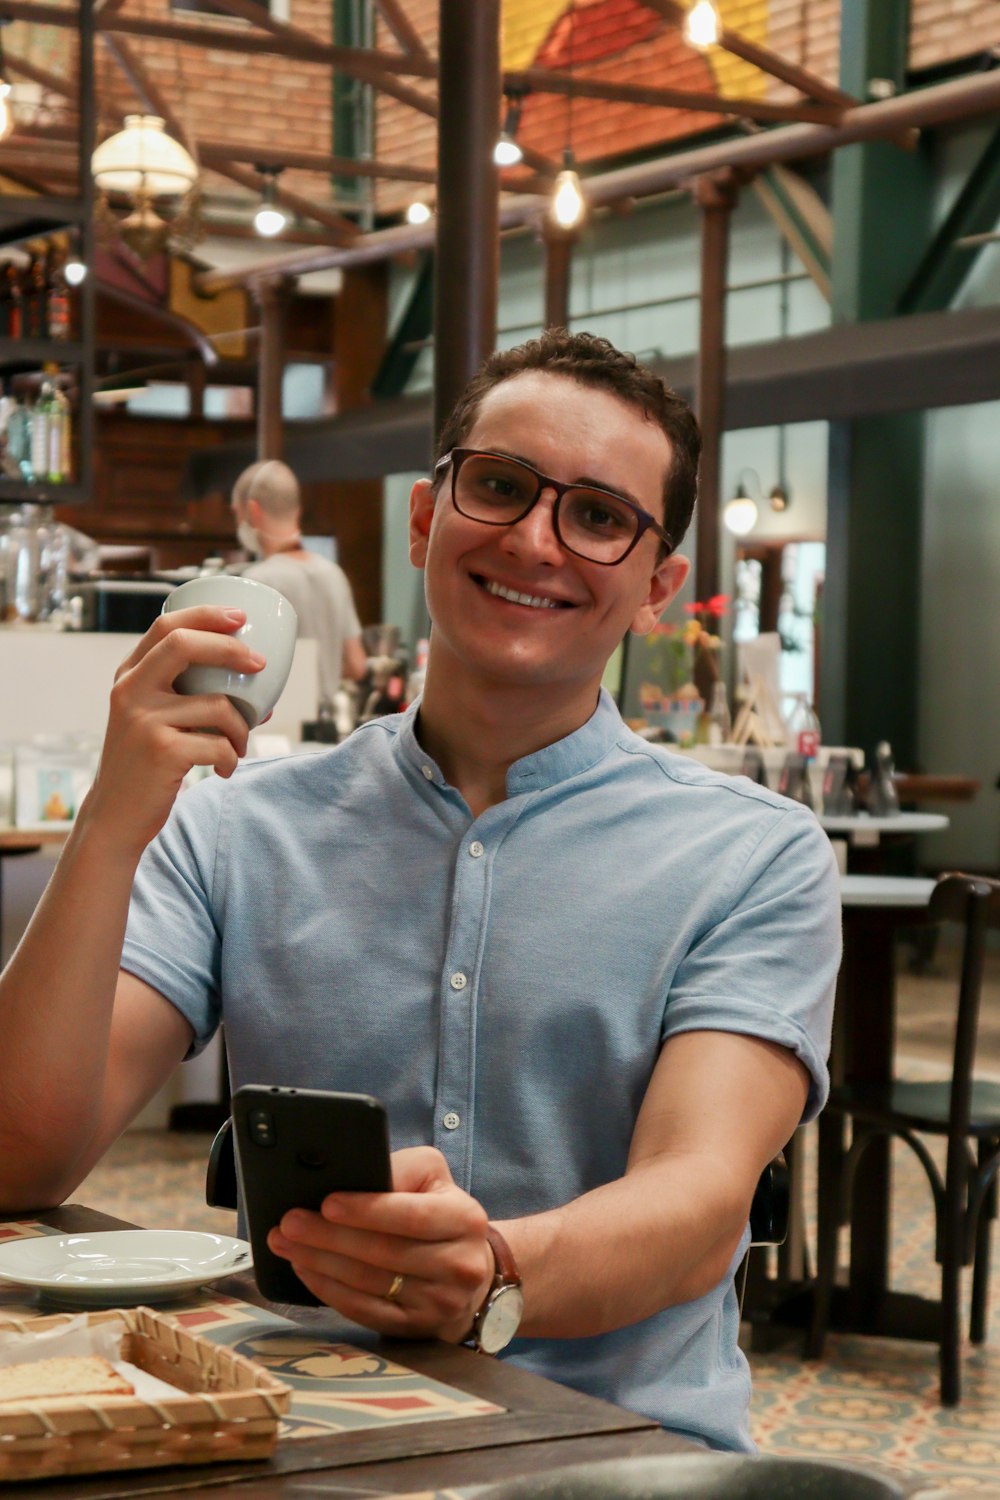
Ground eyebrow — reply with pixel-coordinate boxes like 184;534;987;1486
480;447;650;513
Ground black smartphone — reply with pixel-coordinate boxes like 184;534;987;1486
231;1084;392;1306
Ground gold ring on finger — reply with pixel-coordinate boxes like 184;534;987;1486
384;1273;405;1302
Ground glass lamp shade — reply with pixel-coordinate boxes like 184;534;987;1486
92;115;198;198
723;494;758;536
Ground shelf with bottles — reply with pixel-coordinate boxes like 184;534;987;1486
0;365;79;496
0;238;81;353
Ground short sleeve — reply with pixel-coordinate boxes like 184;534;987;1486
120;778;227;1057
662;805;841;1121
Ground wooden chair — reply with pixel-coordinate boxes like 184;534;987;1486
806;873;1000;1404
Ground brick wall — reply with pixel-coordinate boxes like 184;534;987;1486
93;0;340;206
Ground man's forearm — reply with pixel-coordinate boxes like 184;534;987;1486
0;805;140;1206
499;1152;751;1340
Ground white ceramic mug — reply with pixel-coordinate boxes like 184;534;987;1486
162;574;298;729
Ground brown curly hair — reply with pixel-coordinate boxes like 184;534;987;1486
434;328;701;549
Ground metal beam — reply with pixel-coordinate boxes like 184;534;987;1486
371;251;434;398
823;0;925;770
193;68;1000;292
432;0;500;441
504;67;843;128
751;166;831;302
374;0;432;61
694;171;738;603
198;141;436;185
897;126;1000;314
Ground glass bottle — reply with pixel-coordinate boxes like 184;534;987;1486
707;681;732;745
30;378;51;483
46;247;71;342
1;261;22;339
868;741;900;816
10;504;68;621
24;250;47;340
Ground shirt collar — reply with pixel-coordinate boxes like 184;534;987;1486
395;688;623;797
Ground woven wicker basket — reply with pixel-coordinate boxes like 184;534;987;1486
0;1304;291;1482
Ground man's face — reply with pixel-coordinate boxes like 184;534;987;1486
409;371;689;698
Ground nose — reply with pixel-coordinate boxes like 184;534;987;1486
499;486;564;565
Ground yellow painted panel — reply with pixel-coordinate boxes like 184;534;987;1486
170;259;248;359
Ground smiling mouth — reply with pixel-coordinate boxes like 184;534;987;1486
477;576;573;610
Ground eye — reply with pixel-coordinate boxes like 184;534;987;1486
568;492;635;536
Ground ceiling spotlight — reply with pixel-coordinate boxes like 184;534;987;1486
253;166;287;238
64;257;87;286
494;91;525;167
684;0;721;49
406;199;432;225
550;151;586;230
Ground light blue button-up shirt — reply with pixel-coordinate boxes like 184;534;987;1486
123;689;839;1452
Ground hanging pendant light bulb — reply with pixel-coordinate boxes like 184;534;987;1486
684;0;721;49
723;470;760;536
551;150;586;230
253;166;287;237
494;91;524;167
405;199;432;225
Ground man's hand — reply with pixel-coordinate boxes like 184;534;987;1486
82;606;265;859
266;1147;495;1342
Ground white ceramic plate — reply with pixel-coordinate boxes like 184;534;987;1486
0;1230;252;1307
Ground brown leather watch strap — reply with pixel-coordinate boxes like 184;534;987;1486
484;1224;520;1288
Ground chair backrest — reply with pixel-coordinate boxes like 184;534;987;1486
927;872;1000;1140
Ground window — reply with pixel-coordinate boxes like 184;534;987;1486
170;0;290;22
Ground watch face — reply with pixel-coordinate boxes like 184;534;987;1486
478;1284;525;1354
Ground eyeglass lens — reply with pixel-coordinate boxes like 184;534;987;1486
455;453;642;563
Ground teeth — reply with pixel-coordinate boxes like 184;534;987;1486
485;579;561;609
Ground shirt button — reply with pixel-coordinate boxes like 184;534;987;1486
421;765;434;780
449;971;468;991
443;1111;461;1131
469;840;484;858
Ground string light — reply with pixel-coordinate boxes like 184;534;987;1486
551;152;586;229
684;0;721;49
549;2;584;229
64;258;87;286
405;199;432;225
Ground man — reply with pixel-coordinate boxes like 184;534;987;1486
231;458;368;705
0;332;839;1452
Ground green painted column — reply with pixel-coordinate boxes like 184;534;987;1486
821;0;931;767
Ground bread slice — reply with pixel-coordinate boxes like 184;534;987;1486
0;1355;135;1404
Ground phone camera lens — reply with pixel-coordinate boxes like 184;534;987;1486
249;1109;276;1147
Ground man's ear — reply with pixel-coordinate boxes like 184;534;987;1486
629;552;690;637
247;496;264;529
409;478;436;566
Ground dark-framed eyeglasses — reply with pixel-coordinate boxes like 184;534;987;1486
433;448;674;567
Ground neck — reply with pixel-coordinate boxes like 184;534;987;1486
259;531;303;559
416;648;602;818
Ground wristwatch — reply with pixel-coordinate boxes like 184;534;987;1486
469;1225;524;1355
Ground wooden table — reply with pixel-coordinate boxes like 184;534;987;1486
0;1205;693;1499
749;876;937;1346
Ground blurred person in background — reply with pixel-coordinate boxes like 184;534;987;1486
231;459;367;706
